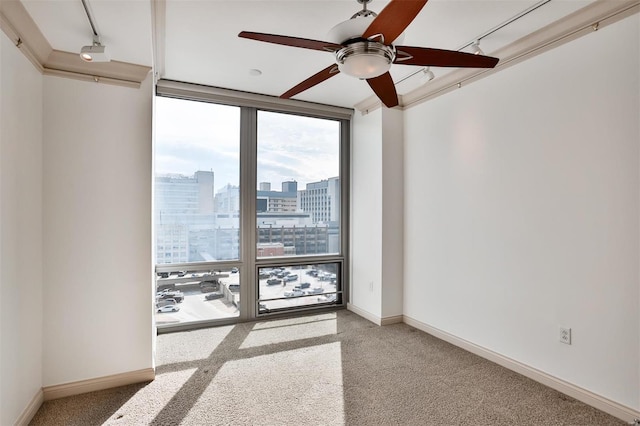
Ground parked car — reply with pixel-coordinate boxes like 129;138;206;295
156;298;177;307
231;267;239;273
308;287;323;294
157;290;183;303
294;282;310;291
284;290;304;297
267;278;282;285
283;274;298;282
157;304;179;313
205;292;224;301
259;272;271;279
228;284;240;292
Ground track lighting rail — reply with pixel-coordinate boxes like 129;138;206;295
81;0;99;38
396;0;552;85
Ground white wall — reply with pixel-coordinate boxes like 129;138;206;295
0;31;44;424
42;75;154;386
351;109;383;318
404;14;639;409
351;107;404;321
381;109;404;318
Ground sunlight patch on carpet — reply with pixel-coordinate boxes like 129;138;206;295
240;315;337;349
102;368;198;425
156;324;235;365
183;342;345;425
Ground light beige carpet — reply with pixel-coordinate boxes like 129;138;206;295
30;310;625;425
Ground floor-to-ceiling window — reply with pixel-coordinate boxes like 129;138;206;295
154;81;351;330
256;111;344;313
154;98;241;328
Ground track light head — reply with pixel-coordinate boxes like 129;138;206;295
79;0;110;63
80;43;110;62
420;67;435;84
470;41;484;55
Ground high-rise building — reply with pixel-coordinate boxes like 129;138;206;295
257;181;298;213
298;177;340;224
155;171;215;263
215;184;239;213
281;180;297;193
157;174;337;261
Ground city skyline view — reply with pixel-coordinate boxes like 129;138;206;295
155;97;340;193
152;96;345;325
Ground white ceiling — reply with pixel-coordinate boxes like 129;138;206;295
19;0;593;108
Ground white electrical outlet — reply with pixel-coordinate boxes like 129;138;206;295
559;327;571;345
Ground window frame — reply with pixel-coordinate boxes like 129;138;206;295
155;80;352;330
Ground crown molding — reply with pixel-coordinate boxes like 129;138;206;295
46;50;151;83
354;0;640;114
0;5;44;73
0;0;151;88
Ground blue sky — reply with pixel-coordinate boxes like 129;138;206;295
155;97;340;193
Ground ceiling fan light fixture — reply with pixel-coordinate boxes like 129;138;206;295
336;41;395;79
339;54;391;79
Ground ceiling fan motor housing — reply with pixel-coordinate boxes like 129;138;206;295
327;16;405;45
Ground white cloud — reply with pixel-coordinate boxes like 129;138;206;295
156;97;340;191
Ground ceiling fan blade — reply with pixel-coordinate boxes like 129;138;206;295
362;0;428;44
281;64;340;99
366;72;399;108
395;46;499;68
239;31;342;52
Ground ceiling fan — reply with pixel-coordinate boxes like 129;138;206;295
239;0;499;108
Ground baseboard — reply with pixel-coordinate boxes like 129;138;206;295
347;304;404;326
15;388;43;426
380;314;404;326
43;368;155;401
347;303;381;325
403;315;640;424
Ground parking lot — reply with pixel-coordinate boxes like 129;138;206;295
155;264;339;326
155;272;240;326
258;265;338;312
